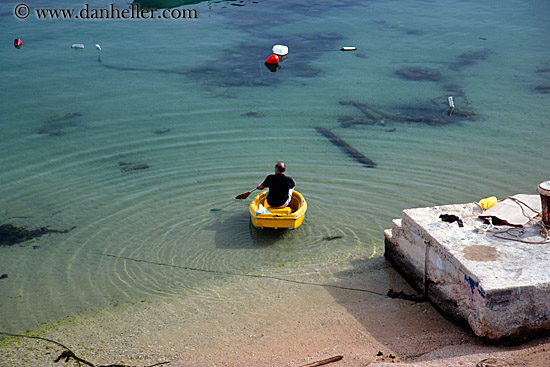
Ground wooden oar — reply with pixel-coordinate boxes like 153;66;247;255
299;355;343;367
234;187;257;200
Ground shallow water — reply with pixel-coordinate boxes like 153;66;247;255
0;0;548;333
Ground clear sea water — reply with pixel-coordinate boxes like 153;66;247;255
0;0;548;333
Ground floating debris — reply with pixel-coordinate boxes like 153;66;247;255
0;223;75;247
394;67;442;82
0;274;7;280
315;127;376;168
121;163;150;172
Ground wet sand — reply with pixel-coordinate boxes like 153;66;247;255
1;257;549;367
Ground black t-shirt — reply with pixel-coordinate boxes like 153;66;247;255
262;173;295;207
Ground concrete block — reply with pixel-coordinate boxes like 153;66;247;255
384;197;550;341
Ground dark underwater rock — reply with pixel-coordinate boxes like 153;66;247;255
120;164;150;172
315;127;376;168
535;85;550;94
0;223;75;246
395;67;442;82
323;235;343;241
339;98;477;127
154;128;171;134
242;111;264;117
339;118;376;128
39;112;85;136
44;112;83;124
186;32;343;87
450;49;491;71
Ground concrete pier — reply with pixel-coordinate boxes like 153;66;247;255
384;196;550;341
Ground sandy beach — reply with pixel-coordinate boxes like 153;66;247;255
2;257;549;367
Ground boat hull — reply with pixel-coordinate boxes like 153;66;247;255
249;190;307;229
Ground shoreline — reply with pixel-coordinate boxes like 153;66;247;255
2;257;550;367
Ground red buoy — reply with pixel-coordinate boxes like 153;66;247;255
264;54;280;72
265;54;280;64
14;38;23;49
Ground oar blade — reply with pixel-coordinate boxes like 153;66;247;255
234;191;251;200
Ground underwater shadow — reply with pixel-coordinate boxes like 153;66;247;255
206;210;295;250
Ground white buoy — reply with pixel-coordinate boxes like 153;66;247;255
95;44;101;51
71;43;85;49
448;96;454;108
447;96;455;116
272;44;288;56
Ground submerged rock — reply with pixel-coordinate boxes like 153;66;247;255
339;99;477;127
0;223;75;246
450;49;492;70
154;128;171;134
44;112;83;124
120;164;150;172
242;111;264;118
535;85;550;94
395;67;442;82
315;127;376;168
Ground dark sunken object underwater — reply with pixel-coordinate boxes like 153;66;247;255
315;127;376;168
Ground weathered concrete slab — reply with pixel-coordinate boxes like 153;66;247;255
384;196;550;341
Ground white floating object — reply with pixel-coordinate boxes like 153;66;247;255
447;96;455;116
448;96;454;108
95;44;101;51
272;44;288;56
71;43;85;49
340;46;357;51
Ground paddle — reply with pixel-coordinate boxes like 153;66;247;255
234;187;257;200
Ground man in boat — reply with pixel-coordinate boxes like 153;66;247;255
257;161;296;208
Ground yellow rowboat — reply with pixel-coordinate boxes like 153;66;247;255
249;190;307;229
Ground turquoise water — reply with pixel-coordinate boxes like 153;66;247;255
1;0;548;333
